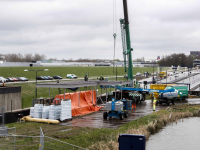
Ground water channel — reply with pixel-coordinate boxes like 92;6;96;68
146;117;200;150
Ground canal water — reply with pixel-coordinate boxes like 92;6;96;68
146;117;200;150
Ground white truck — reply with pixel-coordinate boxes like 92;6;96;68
66;74;77;79
0;77;7;83
158;91;178;106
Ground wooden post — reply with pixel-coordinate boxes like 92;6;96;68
64;88;66;100
49;88;50;100
79;89;80;107
92;87;93;104
115;86;116;100
106;87;107;102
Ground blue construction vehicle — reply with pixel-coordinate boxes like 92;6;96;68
103;98;132;120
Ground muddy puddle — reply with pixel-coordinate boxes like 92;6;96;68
146;117;200;150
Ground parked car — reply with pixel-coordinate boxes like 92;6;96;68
21;77;28;81
0;77;7;83
16;77;23;81
16;77;28;81
47;76;53;80
6;78;14;82
67;74;77;79
41;76;49;80
5;78;9;82
11;77;18;81
43;76;49;80
124;74;135;78
53;76;62;79
36;76;45;80
136;72;142;76
124;74;128;78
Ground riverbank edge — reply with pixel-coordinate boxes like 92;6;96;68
88;104;200;150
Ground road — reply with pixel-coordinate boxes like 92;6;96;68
139;70;200;90
60;98;200;129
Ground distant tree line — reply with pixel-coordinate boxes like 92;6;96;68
65;58;115;62
133;57;145;62
0;53;46;62
157;53;200;68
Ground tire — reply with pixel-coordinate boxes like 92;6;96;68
103;112;108;120
182;97;185;100
119;113;124;120
171;100;175;105
124;111;128;118
167;100;170;106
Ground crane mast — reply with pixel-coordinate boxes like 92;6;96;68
120;0;133;81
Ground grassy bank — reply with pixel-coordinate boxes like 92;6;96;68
6;104;200;150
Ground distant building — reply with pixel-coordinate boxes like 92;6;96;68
190;51;200;57
193;59;200;67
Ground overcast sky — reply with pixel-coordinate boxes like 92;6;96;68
0;0;200;61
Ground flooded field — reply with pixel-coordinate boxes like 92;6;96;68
146;117;200;150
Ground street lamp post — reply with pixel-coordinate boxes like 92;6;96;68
166;69;168;86
152;60;155;83
24;69;48;100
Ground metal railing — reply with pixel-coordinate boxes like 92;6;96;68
0;126;88;150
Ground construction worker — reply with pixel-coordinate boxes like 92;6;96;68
132;98;136;109
153;97;157;111
84;74;88;81
99;75;104;81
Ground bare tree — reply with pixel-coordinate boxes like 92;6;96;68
24;53;33;62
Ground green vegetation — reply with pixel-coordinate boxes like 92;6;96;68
0;66;155;80
5;104;200;150
1;66;156;107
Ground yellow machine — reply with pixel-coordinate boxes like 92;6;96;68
150;84;167;90
153;92;159;99
159;71;167;79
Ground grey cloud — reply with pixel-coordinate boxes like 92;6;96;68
0;0;200;60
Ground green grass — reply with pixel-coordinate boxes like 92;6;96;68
0;66;156;80
1;66;158;108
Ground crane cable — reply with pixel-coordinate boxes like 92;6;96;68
113;0;117;72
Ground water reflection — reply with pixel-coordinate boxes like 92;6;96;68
146;117;200;150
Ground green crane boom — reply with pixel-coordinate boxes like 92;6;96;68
120;0;133;81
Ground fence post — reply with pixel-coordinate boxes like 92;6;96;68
39;127;44;150
92;88;93;104
11;99;12;113
79;89;80;107
22;98;23;110
14;131;16;150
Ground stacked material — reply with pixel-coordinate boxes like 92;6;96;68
33;104;43;118
49;105;61;120
42;106;50;119
60;100;72;121
30;107;34;117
